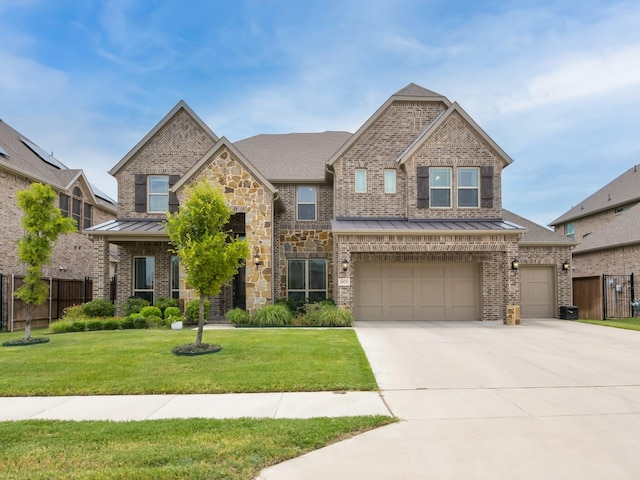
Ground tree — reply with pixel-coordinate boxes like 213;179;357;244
15;183;76;341
165;182;249;348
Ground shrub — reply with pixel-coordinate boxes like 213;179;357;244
185;298;211;325
277;297;305;315
146;315;165;329
62;305;84;320
70;321;86;332
132;316;149;329
120;297;150;316
307;303;353;327
155;297;178;314
164;306;181;320
251;304;292;327
82;298;115;318
50;320;74;334
140;305;162;319
120;316;135;330
225;308;250;326
103;319;120;330
87;320;104;331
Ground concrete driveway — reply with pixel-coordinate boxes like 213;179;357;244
259;319;640;479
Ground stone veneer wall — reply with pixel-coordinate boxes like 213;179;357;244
334;233;521;322
179;146;273;313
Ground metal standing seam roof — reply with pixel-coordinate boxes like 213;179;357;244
85;219;167;237
331;217;527;234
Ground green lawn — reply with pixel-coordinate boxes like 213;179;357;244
0;328;378;396
0;416;395;479
579;317;640;331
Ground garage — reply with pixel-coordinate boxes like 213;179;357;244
520;266;555;318
354;262;481;321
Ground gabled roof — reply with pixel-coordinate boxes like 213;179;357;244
550;164;640;226
109;100;219;176
397;102;513;166
0;119;116;213
327;83;451;167
235;132;352;182
572;202;640;254
173;136;278;195
502;210;576;246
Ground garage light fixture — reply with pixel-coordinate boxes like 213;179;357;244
562;260;570;271
511;258;520;270
254;253;261;267
341;259;349;271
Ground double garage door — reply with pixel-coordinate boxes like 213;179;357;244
354;263;481;321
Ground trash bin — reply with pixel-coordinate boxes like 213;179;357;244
559;306;578;320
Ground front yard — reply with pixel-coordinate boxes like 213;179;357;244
0;327;391;479
579;317;640;331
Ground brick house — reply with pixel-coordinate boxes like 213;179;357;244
88;83;573;321
0;119;117;280
550;165;640;318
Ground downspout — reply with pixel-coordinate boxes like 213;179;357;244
272;190;279;305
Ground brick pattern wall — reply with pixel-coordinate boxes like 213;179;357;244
114;108;216;219
573;245;640;279
333;101;447;218
334;233;521;321
555;208;623;243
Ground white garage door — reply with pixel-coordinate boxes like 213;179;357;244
354;263;481;321
520;266;555;318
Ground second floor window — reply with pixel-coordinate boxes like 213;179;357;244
83;203;92;230
565;222;575;240
429;167;451;208
384;169;396;194
297;186;316;221
355;169;367;193
72;187;82;227
148;175;169;213
458;168;479;208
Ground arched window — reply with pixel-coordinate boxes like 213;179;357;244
72;187;82;227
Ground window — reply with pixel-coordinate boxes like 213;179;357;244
429;167;451;208
83;203;92;230
384;169;396;194
457;168;479;207
171;256;180;300
72;187;82;227
59;194;69;218
565;222;575;240
355;169;367;193
297;186;317;221
287;259;327;303
134;257;154;304
148;175;169;213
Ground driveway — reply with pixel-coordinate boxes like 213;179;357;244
259;319;640;479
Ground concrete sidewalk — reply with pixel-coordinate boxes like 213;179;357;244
0;391;390;421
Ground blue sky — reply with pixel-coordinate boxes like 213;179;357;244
1;0;639;226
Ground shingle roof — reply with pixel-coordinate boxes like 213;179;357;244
550;165;640;225
392;83;444;98
234;132;352;182
502;210;576;246
572;202;640;254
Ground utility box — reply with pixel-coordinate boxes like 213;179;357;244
559;306;579;320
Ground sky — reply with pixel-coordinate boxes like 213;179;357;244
1;0;639;227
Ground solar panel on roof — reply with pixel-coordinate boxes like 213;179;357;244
0;144;9;157
20;137;68;169
90;182;116;204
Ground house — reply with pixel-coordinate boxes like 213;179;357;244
550;165;640;318
88;83;573;321
0;119;117;280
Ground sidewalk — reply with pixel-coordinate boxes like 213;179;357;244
0;391;391;421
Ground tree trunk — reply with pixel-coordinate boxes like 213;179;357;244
196;295;204;346
24;303;33;341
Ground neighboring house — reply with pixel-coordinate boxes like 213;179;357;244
0;119;117;280
550;165;640;318
88;83;573;321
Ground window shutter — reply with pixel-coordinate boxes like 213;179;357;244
417;166;429;208
168;175;180;213
481;166;494;208
134;174;147;212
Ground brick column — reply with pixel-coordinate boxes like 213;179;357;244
92;235;111;300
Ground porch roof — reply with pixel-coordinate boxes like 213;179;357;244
331;217;526;235
85;218;168;241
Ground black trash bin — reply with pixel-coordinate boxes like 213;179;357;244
559;306;579;320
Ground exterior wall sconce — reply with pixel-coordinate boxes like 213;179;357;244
253;253;260;267
59;266;68;272
511;258;520;270
341;259;349;271
562;260;570;271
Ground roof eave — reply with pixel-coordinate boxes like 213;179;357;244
332;227;525;236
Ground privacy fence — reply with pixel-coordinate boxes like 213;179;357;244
0;274;116;332
573;274;637;320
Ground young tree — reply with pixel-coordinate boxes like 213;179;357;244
15;183;76;341
165;182;249;348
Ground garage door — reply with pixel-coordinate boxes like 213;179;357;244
520;266;555;318
354;263;481;321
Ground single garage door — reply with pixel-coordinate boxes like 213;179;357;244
520;266;555;318
354;262;481;321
